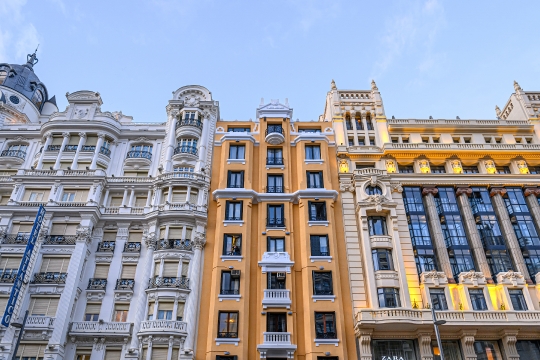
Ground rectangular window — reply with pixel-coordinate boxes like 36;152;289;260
216;356;238;360
85;303;100;321
429;288;448;310
267;312;287;332
220;271;240;295
29;297;59;316
62;192;75;202
298;128;321;133
469;289;488;310
509;289;528;311
267;174;283;193
310;235;329;256
227;127;250;132
228;145;245;159
495;166;512;174
305;145;321;160
217;312;238;338
462;166;479;174
267;204;285;227
223;234;241;256
227;171;244;188
225;201;242;220
307;171;324;188
415;248;437;274
267;272;286;289
157;302;173;320
368;216;387;236
399;165;414;173
308;202;327;221
313;272;333;295
267;237;285;252
372;249;394;271
267;148;284;165
378;288;401;308
315;312;336;339
114;303;129;322
431;166;446;174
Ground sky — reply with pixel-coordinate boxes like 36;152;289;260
1;0;540;122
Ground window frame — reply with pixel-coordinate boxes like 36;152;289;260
224;201;243;221
314;312;337;339
227;170;244;188
223;234;242;256
306;171;324;188
228;144;246;160
308;201;327;221
310;235;330;256
312;271;333;295
305;145;321;160
368;216;388;236
217;311;239;338
372;249;394;271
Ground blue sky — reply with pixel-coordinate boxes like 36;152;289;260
1;0;539;122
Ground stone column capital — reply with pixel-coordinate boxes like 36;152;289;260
44;132;53;140
456;187;472;197
97;132;106;139
62;132;71;138
524;188;540;197
78;132;87;138
490;187;507;198
422;187;438;197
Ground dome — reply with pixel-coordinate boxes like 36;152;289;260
0;51;54;113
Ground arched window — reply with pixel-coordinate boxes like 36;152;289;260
31;89;44;109
366;113;374;130
366;185;383;195
345;114;352;130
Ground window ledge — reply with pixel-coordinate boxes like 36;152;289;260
304;159;324;165
308;221;329;227
315;338;339;347
218;294;241;302
310;256;332;263
224;220;244;227
312;295;335;302
215;338;240;346
221;255;243;262
227;159;246;165
266;165;285;170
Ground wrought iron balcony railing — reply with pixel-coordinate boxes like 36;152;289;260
46;145;61;151
148;276;189;289
176;119;203;129
88;278;107;290
267;218;285;227
157;239;193;251
315;331;337;339
100;146;111;157
265;126;284;136
64;145;78;152
217;332;238;338
123;242;141;252
43;235;77;245
266;186;284;193
174;145;197;156
115;279;135;290
3;234;29;244
0;271;17;283
266;157;284;165
32;272;67;284
0;150;26;160
97;241;115;252
126;150;151;160
81;145;96;152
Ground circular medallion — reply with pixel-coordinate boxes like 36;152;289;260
9;95;19;104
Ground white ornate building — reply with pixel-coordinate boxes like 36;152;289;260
0;53;218;360
324;79;540;359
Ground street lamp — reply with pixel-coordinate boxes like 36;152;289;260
11;310;28;360
431;307;446;360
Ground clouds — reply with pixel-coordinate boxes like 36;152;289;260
0;0;39;63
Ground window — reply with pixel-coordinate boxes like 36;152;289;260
415;249;438;274
348;139;354;147
220;271;240;295
183;111;196;120
315;312;336;338
313;272;333;295
267;313;287;332
298;128;321;133
378;288;401;308
225;201;242;221
495;166;511;174
399;165;414;173
217;312;238;338
223;234;241;256
157;302;173;320
372;249;394;271
28;192;44;202
356;163;375;169
62;192;75;202
267;124;283;134
113;304;129;322
509;289;527;311
267;272;286;289
431;166;446;173
305;145;321;160
307;171;323;188
216;356;238;360
462;166;479;174
267;204;285;227
368;216;387;236
267;237;285;252
130;144;153;154
228;127;250;132
29;297;59;316
469;289;488;310
267;174;283;193
310;235;329;256
449;248;475;276
366;186;382;195
308;202;327;221
85;303;100;321
429;288;448;310
229;145;245;159
227;171;244;188
524;249;540;279
267;148;283;165
529;166;540;174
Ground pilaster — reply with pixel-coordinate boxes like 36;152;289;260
459;330;477;360
416;332;434;360
355;328;373;360
499;330;520;360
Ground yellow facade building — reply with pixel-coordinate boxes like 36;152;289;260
196;100;357;360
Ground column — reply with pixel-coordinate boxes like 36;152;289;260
500;331;520;360
490;188;531;282
90;133;105;170
362;114;370;145
416;332;434;360
422;187;455;282
195;115;209;172
45;225;92;360
167;186;173;203
121;188;129;207
145;338;153;360
125;232;156;360
53;132;70;169
128;188;136;207
182;234;205;354
356;329;373;360
525;188;540;231
185;186;191;202
456;187;493;282
459;330;477;360
350;113;359;146
71;132;87;169
145;188;153;210
167;336;174;360
37;133;52;169
164;113;177;172
102;188;110;207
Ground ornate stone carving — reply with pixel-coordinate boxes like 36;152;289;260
516;160;529;174
490;187;507;198
418;159;430;173
484;159;496;174
450;159;463;174
330;79;337;90
185;95;200;107
192;231;206;250
76;226;92;243
524;188;540;197
75;108;89;119
496;270;525;286
422;187;438;197
362;194;388;213
143;230;156;250
338;159;349;173
390;182;403;193
62;132;71;138
458;270;486;286
514;80;522;92
338;176;355;193
495;105;502;118
420;270;448;286
371;79;378;91
456;187;472;197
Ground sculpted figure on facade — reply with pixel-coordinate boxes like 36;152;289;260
385;159;396;174
338;158;349;173
418;159;430;173
516;160;529;174
484;159;496;174
450;159;463;174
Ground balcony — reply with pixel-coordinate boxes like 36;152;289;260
176;119;203;137
97;241;115;252
64;145;78;152
262;289;291;309
266;218;285;228
265;126;285;145
266;186;284;193
88;278;107;290
115;279;134;291
2;234;29;245
0;271;16;283
70;321;132;337
258;332;296;359
369;235;393;249
157;239;193;251
32;272;67;284
81;145;96;152
172;145;198;162
148;276;189;290
125;150;152;167
0;149;26;164
43;235;76;245
26;315;55;331
176;119;203;130
139;320;187;335
258;252;294;273
266;157;284;166
100;146;111;157
46;145;61;151
123;242;141;253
